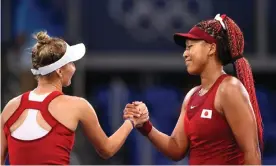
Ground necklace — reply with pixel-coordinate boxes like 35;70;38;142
198;88;209;96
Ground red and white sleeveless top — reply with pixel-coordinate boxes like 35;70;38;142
3;91;75;165
184;74;244;164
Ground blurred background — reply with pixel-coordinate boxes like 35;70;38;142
1;0;276;165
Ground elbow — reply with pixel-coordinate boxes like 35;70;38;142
99;152;113;160
170;155;185;162
167;151;187;162
97;149;114;160
96;146;114;160
171;157;182;162
168;143;188;162
243;149;261;164
240;145;261;164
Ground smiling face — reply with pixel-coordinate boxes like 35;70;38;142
183;39;216;75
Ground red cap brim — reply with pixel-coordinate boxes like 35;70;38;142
173;33;203;47
173;26;217;47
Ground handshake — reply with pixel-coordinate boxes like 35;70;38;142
123;101;150;129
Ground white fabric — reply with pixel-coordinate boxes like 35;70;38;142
214;14;226;30
31;43;86;76
11;91;51;140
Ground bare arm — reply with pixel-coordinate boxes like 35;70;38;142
78;98;147;159
220;77;261;164
146;108;188;161
137;88;197;161
1;96;21;164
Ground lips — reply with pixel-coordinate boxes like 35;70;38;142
185;60;192;65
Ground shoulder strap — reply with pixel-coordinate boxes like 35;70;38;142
39;91;63;127
4;91;64;136
205;74;229;107
4;91;31;135
185;75;229;111
209;74;229;94
5;92;30;129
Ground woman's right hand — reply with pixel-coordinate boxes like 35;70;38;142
123;102;149;127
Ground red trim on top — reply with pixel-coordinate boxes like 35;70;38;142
4;92;31;130
39;91;63;127
3;91;64;137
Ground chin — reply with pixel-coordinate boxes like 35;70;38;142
187;67;200;75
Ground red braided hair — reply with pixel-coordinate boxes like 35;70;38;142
196;15;263;151
223;16;263;151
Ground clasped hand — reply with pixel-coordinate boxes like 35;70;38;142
123;101;149;127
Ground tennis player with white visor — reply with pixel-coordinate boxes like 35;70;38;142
1;31;148;165
30;42;86;76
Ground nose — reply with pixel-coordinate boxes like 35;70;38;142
183;50;189;59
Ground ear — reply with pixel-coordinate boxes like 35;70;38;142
55;68;62;78
208;43;217;56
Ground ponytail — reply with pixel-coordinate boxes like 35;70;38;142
234;57;264;150
222;16;264;151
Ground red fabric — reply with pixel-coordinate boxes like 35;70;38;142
137;120;152;136
184;75;244;165
3;91;75;165
174;26;217;47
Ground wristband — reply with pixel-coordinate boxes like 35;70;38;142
137;120;153;136
125;118;135;128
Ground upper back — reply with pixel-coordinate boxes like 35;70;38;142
2;91;81;165
2;91;80;133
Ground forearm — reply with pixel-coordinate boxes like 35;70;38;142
147;127;186;161
103;120;133;158
244;150;261;165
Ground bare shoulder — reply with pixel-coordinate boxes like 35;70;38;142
218;76;250;103
54;94;85;102
64;96;97;121
1;95;23;124
49;95;95;121
52;95;91;108
54;95;94;112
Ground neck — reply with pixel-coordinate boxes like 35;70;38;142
35;78;62;93
200;62;225;90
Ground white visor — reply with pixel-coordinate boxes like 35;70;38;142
31;43;86;76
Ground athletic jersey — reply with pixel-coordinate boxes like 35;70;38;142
184;74;244;164
3;91;75;165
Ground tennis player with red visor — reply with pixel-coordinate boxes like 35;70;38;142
124;14;263;165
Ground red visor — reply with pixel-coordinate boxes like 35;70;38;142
174;26;216;47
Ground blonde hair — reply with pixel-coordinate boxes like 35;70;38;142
31;31;66;74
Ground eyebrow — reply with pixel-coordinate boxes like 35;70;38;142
185;40;192;45
186;40;196;46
